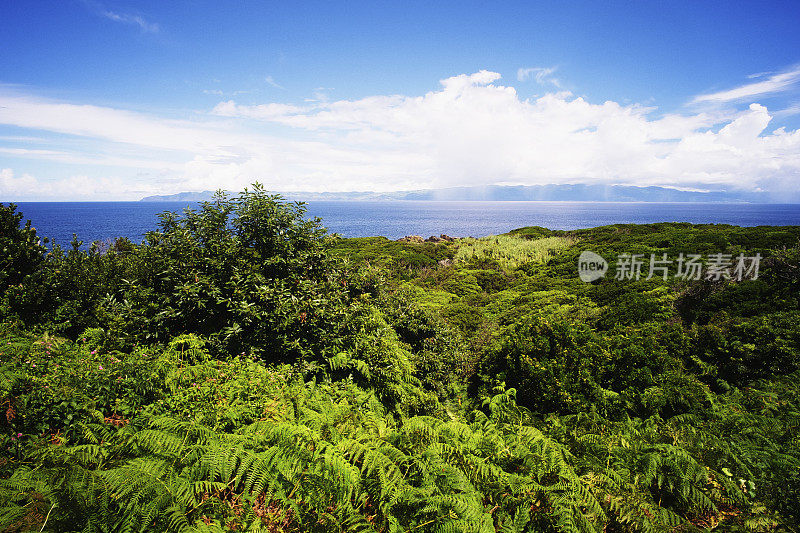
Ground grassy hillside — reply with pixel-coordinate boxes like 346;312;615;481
1;190;799;532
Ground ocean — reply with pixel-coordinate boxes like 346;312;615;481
8;201;800;247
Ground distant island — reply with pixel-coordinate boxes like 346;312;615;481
140;184;773;203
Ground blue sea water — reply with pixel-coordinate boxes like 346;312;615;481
8;201;800;247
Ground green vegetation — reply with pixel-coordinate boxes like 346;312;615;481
1;189;799;532
454;235;576;270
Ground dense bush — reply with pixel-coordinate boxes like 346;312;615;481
1;198;799;531
0;204;46;296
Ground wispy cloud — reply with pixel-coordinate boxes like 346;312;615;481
692;66;800;104
0;147;183;170
305;87;333;103
265;76;284;89
773;102;800;118
101;10;159;33
203;89;249;97
213;101;308;120
517;66;560;87
81;1;159;33
0;93;229;152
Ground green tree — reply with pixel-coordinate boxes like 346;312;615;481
0;203;46;295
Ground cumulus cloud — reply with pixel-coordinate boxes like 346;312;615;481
211;72;800;194
0;168;38;197
692;66;800;104
0;167;136;201
2;70;800;199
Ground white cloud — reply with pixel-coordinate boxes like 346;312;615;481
203;89;249;97
517;66;560;87
0;168;38;198
2;71;800;199
0;94;240;154
80;0;159;33
209;72;800;194
213;101;309;120
692;67;800;104
0;167;158;201
0;147;183;170
307;87;334;103
265;76;284;89
774;103;800;118
101;10;159;33
1;167;154;201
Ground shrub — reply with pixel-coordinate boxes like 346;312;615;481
455;235;576;270
0;203;46;296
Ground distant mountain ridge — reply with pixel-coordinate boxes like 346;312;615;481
140;184;774;203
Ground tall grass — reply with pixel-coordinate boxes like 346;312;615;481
454;235;576;269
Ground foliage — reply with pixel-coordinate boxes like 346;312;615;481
0;204;47;297
455;235;576;270
1;197;799;531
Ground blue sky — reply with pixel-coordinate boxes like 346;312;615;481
1;0;800;200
